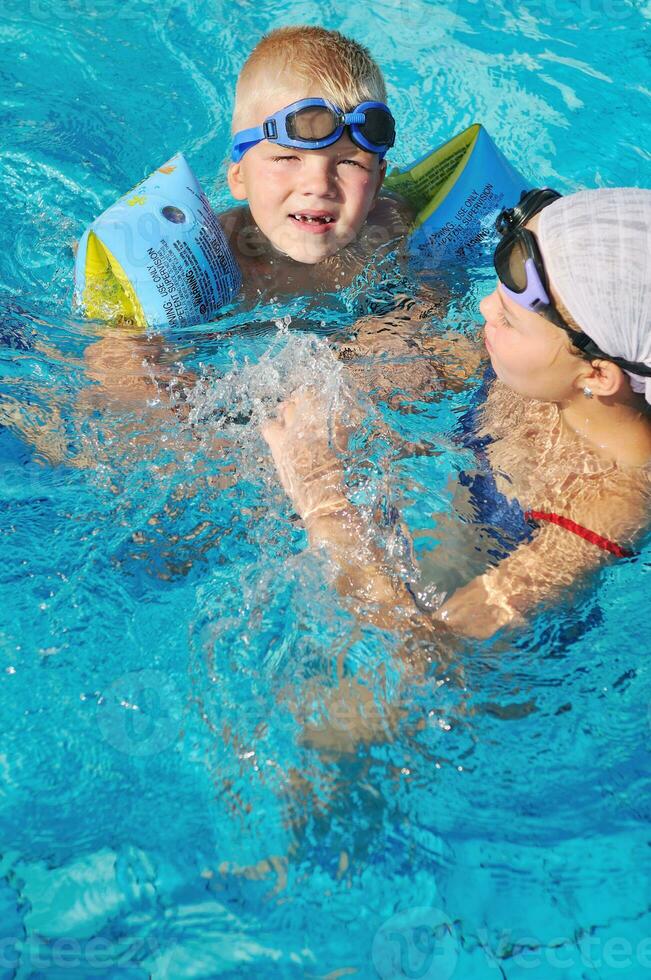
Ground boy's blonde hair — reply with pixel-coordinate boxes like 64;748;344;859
232;26;388;133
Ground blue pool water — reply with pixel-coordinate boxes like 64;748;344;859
2;1;651;977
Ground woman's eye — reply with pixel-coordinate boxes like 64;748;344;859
272;155;298;163
339;158;366;169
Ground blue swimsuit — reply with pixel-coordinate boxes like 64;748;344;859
456;368;534;558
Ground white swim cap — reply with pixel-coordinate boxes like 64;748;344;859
538;187;651;404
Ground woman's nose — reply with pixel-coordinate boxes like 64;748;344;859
480;287;500;323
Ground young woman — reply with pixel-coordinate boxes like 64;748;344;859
262;187;651;638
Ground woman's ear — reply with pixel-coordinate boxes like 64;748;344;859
227;162;248;201
578;359;626;399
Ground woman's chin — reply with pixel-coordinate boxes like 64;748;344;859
486;351;501;377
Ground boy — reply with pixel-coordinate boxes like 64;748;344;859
218;26;413;299
83;26;429;404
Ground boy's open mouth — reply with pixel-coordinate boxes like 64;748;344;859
289;210;337;233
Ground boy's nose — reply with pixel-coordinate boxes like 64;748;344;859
298;158;337;198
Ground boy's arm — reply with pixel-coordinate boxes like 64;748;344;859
83;332;172;409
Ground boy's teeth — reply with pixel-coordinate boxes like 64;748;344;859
292;214;334;223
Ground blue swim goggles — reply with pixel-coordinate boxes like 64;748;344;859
231;98;396;163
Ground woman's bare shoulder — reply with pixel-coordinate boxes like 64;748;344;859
562;457;651;544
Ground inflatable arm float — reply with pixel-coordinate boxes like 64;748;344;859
385;123;530;264
74;154;241;329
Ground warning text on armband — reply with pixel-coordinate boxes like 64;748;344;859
146;237;218;328
146;244;187;327
196;195;240;299
143;201;239;327
419;183;501;259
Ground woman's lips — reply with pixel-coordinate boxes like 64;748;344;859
289;211;337;234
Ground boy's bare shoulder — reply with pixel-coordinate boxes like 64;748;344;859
218;204;251;251
217;198;414;299
217;205;281;296
367;191;415;241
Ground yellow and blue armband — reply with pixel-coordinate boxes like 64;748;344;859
385;124;529;264
74;153;240;329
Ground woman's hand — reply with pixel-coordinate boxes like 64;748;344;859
261;388;349;525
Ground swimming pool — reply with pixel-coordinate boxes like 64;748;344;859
1;0;651;976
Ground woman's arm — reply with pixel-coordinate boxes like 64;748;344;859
263;390;649;643
262;391;433;637
437;475;649;637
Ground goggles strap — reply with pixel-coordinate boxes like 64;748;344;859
232;124;265;162
343;112;366;125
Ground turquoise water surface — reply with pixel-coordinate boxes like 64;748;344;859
1;1;651;977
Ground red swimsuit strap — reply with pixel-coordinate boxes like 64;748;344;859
524;510;634;559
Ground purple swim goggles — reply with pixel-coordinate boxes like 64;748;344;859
494;188;651;376
493;188;576;332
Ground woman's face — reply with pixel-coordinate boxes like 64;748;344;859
481;214;585;402
481;284;583;402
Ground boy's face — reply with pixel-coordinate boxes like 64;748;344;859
228;87;387;264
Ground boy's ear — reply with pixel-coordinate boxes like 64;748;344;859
227;162;248;201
